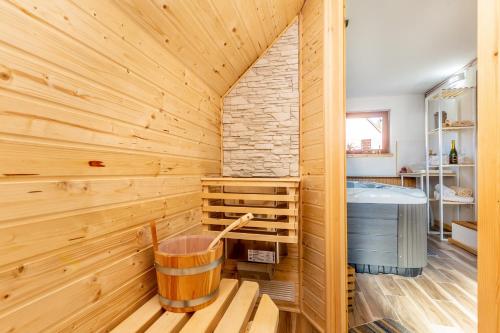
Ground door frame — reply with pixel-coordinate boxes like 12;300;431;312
324;0;347;332
477;0;499;331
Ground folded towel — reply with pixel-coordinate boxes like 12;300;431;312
450;186;473;197
429;155;448;166
451;120;475;127
434;191;474;203
435;184;456;197
443;120;475;127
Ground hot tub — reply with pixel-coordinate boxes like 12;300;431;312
347;181;427;277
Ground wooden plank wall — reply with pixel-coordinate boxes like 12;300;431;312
0;1;221;332
477;0;500;331
300;0;346;331
300;0;328;330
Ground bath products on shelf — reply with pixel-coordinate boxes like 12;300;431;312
444;119;475;127
429;154;448;166
458;155;474;164
434;111;447;129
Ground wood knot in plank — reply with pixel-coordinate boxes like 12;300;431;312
88;160;105;167
0;65;12;81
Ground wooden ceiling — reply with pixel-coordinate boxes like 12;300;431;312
119;0;305;96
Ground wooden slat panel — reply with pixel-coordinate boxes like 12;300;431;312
0;42;220;138
180;279;239;333
0;193;200;267
110;295;163;333
204;231;297;244
0;142;219;178
0;251;155;332
299;0;333;330
201;192;297;201
203;205;297;216
0;175;200;222
477;2;500;329
214;281;259;333
302;204;324;221
0;92;220;160
145;311;190;333
0;209;200;313
201;178;300;188
0;1;220;115
248;294;280;333
0;0;308;330
52;271;158;333
10;0;221;106
202;218;297;230
302;175;325;191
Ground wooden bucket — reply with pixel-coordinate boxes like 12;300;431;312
150;225;223;313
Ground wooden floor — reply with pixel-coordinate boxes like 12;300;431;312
348;235;477;333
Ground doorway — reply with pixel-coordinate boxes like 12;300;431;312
345;1;478;332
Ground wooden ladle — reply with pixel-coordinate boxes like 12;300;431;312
207;213;254;250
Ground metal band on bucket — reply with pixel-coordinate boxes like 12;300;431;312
158;288;219;309
154;257;223;276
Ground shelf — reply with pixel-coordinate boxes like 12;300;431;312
432;87;475;100
452;220;477;231
429;164;475;168
443;201;475;205
400;171;455;177
201;178;299;244
427;126;475;134
429;198;475;205
425;82;476;241
442;164;475;168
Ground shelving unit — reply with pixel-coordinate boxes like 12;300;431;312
200;177;301;310
201;177;300;245
425;85;477;242
399;171;455;190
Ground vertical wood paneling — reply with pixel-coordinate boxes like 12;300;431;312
477;0;500;331
323;0;347;329
300;0;345;331
300;0;327;330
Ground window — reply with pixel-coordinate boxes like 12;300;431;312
346;110;390;154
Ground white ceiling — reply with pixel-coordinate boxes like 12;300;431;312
346;0;477;97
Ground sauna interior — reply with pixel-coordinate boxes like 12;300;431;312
0;0;340;332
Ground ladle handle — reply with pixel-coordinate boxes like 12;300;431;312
207;213;254;250
150;221;159;251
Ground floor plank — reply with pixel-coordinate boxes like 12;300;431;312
349;235;477;332
375;275;405;297
356;274;400;321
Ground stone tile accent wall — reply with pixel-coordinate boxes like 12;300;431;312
223;22;299;177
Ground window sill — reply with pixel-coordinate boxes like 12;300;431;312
347;153;394;158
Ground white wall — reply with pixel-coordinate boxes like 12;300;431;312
346;94;425;176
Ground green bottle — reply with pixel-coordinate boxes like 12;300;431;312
449;140;458;164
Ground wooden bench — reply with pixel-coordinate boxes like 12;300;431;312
111;279;279;333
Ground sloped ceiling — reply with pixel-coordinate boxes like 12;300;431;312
120;0;305;96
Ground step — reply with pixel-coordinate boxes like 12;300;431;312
452;220;477;230
450;221;477;255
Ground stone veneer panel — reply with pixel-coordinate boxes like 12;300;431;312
223;22;299;177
